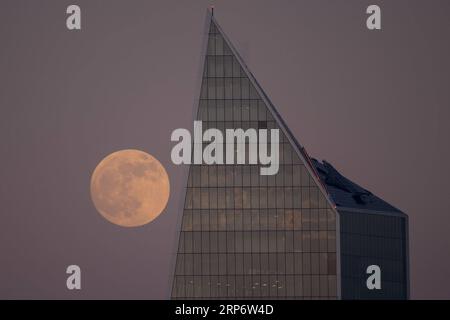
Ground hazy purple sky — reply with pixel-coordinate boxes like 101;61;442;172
0;0;449;299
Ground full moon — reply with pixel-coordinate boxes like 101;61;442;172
90;149;170;227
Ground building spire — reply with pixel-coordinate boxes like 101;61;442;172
210;5;214;16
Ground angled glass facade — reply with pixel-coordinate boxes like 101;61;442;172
171;18;338;299
171;13;409;300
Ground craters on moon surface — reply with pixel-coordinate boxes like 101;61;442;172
90;149;170;227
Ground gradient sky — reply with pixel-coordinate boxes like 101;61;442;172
0;0;449;299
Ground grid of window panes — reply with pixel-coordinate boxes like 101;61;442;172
171;21;338;299
340;211;408;299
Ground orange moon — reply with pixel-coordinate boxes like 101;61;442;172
90;149;170;227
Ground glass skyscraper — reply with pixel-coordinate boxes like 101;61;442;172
171;12;409;300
